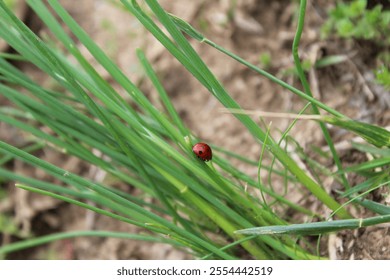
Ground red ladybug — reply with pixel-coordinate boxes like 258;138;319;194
192;142;212;161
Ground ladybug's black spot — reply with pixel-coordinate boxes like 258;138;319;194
198;151;203;154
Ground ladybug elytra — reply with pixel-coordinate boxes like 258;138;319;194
192;142;212;161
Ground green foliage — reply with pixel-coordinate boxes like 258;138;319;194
258;52;272;70
322;0;390;95
322;0;390;45
280;59;312;78
0;214;21;238
375;66;390;89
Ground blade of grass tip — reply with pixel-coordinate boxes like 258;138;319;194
125;0;352;219
325;178;390;225
292;0;350;190
351;142;390;157
235;214;390;236
340;157;390;173
0;142;236;259
314;55;349;68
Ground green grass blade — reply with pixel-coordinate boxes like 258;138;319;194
341;157;390;173
351;142;390;157
0;230;180;257
354;199;390;215
324;116;390;148
235;215;390;235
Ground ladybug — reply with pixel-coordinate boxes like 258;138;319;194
192;142;212;161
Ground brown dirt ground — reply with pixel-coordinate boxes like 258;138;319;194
1;0;389;259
